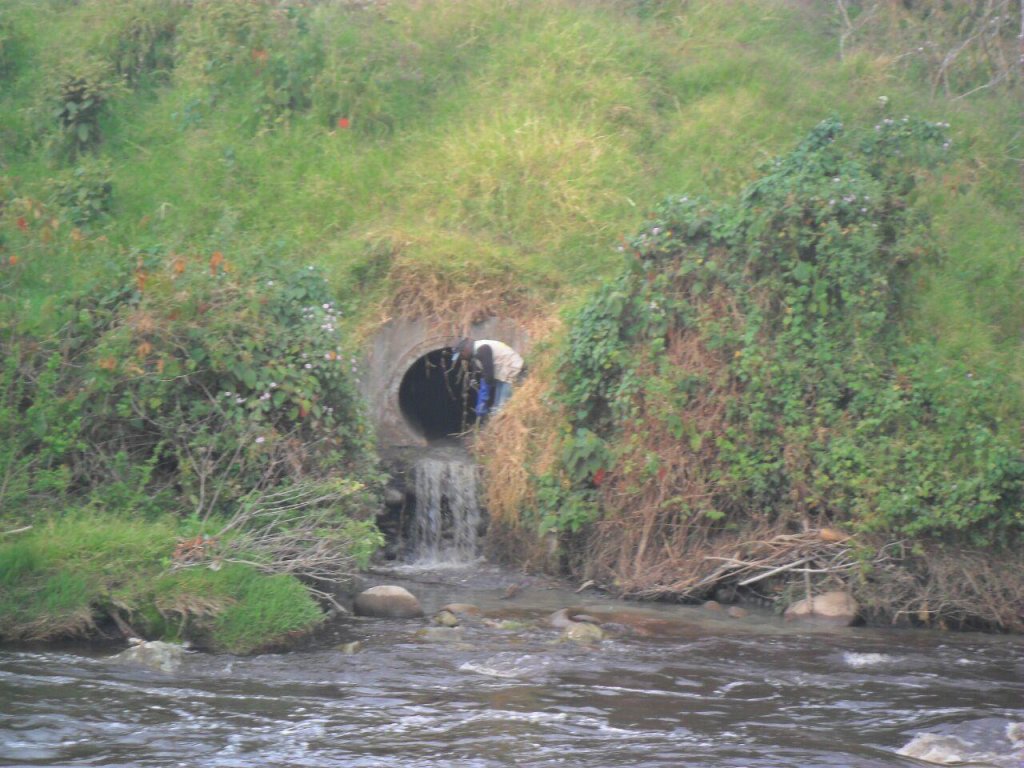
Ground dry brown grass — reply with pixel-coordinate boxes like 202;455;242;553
2;608;98;642
475;318;565;570
366;232;545;327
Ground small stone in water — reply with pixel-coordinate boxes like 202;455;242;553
334;641;361;655
416;627;465;642
435;610;459;627
439;603;480;616
560;622;604;645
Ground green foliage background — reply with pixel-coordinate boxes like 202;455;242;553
0;0;1021;638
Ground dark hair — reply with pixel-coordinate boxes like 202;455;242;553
474;343;494;383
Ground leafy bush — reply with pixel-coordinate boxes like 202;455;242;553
44;57;125;154
101;0;184;85
551;116;1024;556
48;158;114;223
173;0;324;127
1;254;377;516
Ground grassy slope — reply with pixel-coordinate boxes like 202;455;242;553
1;0;1019;371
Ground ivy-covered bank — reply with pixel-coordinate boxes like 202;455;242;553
483;118;1024;632
1;260;383;653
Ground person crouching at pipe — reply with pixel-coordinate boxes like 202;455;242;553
451;338;524;419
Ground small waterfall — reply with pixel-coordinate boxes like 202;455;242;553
410;452;481;565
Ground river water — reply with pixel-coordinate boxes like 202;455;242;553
2;565;1022;768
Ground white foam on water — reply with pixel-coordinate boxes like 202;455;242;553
842;652;898;668
459;653;554;679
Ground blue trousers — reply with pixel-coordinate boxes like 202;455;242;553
475;379;492;417
475;380;513;417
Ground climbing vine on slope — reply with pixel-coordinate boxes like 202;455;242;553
544;117;1023;584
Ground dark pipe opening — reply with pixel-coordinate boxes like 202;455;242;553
398;348;479;442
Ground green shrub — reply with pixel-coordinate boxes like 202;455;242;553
102;0;184;85
1;256;378;517
44;57;125;154
48;158;114;223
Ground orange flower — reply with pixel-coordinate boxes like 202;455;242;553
16;217;27;231
337;117;350;129
209;251;224;275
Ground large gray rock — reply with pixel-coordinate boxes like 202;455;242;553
784;591;859;626
109;641;186;674
354;585;423;618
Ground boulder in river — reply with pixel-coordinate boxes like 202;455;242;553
784;591;859;626
727;606;748;619
560;622;604;645
548;608;575;628
702;600;724;612
353;585;424;619
109;641;186;674
334;641;361;655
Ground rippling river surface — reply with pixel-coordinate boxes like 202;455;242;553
2;566;1022;768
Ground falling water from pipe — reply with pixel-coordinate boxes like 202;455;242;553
410;451;481;564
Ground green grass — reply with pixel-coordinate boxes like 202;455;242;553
149;564;322;655
0;0;1017;378
0;514;322;652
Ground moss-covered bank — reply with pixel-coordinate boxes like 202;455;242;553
1;515;325;654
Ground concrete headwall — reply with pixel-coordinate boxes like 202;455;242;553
360;317;527;447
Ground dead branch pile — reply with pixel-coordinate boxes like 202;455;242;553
862;540;1024;632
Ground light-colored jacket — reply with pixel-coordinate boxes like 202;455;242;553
474;339;524;383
